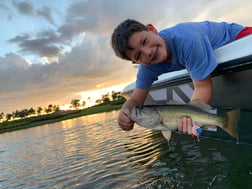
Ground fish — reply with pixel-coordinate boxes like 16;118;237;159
129;103;240;141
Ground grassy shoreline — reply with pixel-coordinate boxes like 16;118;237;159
0;104;122;134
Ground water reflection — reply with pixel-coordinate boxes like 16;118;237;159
0;110;252;189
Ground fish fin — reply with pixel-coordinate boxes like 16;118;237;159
161;130;172;142
189;99;212;112
223;109;240;140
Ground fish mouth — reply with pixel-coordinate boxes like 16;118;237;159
132;106;137;116
130;106;139;120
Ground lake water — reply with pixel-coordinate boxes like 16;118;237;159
0;110;252;189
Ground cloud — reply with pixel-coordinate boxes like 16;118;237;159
8;0;174;59
12;0;56;26
0;32;136;112
59;0;172;36
0;53;30;93
8;30;62;58
0;53;29;71
36;6;56;26
12;0;34;15
0;3;13;20
1;0;252;114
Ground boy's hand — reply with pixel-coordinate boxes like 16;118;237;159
118;108;134;131
178;117;217;135
178;117;193;135
117;88;149;131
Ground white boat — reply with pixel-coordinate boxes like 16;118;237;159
122;35;252;144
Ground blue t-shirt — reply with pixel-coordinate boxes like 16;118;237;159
136;21;244;89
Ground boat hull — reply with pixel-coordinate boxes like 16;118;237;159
123;61;252;109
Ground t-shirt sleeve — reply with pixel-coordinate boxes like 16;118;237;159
135;66;160;89
184;35;218;81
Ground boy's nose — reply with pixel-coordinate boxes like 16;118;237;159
142;46;152;58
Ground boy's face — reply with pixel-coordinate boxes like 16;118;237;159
125;28;169;65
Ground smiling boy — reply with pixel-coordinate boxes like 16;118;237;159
111;19;251;134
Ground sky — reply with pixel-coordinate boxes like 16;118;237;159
0;0;252;113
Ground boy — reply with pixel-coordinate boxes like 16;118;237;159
111;19;252;135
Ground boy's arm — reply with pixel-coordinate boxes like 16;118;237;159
119;77;213;133
191;76;213;103
118;88;150;131
178;76;213;134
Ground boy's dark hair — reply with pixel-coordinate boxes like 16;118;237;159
111;19;147;60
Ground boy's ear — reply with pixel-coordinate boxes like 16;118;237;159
146;24;158;34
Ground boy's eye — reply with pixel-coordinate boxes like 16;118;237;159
142;38;146;45
135;53;141;61
134;37;146;61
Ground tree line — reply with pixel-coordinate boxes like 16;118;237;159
70;91;126;108
0;105;60;122
0;91;126;122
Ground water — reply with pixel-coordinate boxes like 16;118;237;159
0;110;252;189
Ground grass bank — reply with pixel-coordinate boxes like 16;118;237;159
0;104;122;134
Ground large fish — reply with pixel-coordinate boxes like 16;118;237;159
129;103;240;141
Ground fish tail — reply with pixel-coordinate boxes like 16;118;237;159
223;109;240;139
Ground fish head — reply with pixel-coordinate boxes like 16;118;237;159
130;106;163;129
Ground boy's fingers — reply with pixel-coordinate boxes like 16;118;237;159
178;119;183;131
120;123;134;131
122;108;131;117
187;119;193;135
181;117;188;133
178;117;193;134
183;117;192;134
118;116;134;131
118;108;134;131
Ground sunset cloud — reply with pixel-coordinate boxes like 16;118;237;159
0;0;251;113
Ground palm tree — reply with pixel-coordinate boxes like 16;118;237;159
37;107;43;115
6;113;12;121
111;91;119;101
71;99;80;108
0;112;4;121
102;93;110;104
18;109;28;118
28;108;35;116
82;101;86;108
53;105;60;112
12;110;19;119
